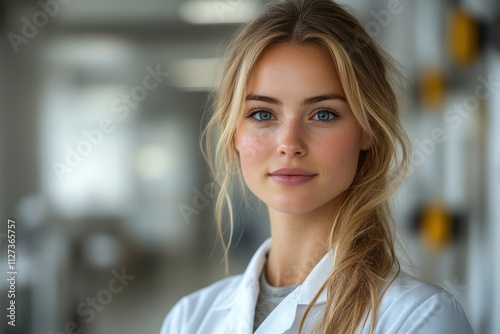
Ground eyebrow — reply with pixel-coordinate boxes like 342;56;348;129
245;93;347;106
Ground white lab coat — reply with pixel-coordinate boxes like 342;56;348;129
160;238;474;334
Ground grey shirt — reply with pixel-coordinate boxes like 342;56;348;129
253;268;299;332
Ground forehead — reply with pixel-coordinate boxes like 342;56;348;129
245;42;345;99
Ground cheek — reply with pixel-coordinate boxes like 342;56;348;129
320;132;362;170
235;129;273;163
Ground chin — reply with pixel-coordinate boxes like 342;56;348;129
266;194;341;217
267;200;323;215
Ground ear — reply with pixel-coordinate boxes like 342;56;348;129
233;131;240;152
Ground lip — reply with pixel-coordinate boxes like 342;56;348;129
269;168;316;176
269;168;317;185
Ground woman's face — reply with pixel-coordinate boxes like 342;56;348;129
234;42;370;216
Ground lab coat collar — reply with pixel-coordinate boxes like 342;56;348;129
211;238;271;312
215;237;332;310
297;247;332;305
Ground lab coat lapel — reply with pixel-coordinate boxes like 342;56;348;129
223;238;333;334
297;250;332;304
254;250;333;333
223;239;271;334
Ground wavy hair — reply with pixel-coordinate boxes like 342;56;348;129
201;0;410;333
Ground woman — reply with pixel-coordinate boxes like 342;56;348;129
160;0;474;333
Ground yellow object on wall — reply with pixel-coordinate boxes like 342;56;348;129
419;68;446;111
420;202;453;251
449;8;480;66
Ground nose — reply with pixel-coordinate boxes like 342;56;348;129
276;122;307;158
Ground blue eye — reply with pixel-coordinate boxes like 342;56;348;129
312;110;338;122
247;109;275;123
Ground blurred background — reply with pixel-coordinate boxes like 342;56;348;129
0;0;499;333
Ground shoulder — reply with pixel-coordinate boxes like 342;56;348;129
374;271;474;334
381;271;447;305
159;274;242;334
159;238;272;334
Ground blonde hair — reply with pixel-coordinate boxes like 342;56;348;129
201;0;410;333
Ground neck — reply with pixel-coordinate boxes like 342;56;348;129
265;207;331;287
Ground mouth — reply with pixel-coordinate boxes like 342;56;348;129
269;167;317;176
268;168;317;185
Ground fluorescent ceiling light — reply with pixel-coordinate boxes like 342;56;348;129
170;58;221;91
41;37;133;68
179;0;261;24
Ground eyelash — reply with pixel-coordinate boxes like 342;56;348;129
245;107;340;124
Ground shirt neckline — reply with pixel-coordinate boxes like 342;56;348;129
212;237;333;310
258;264;300;297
